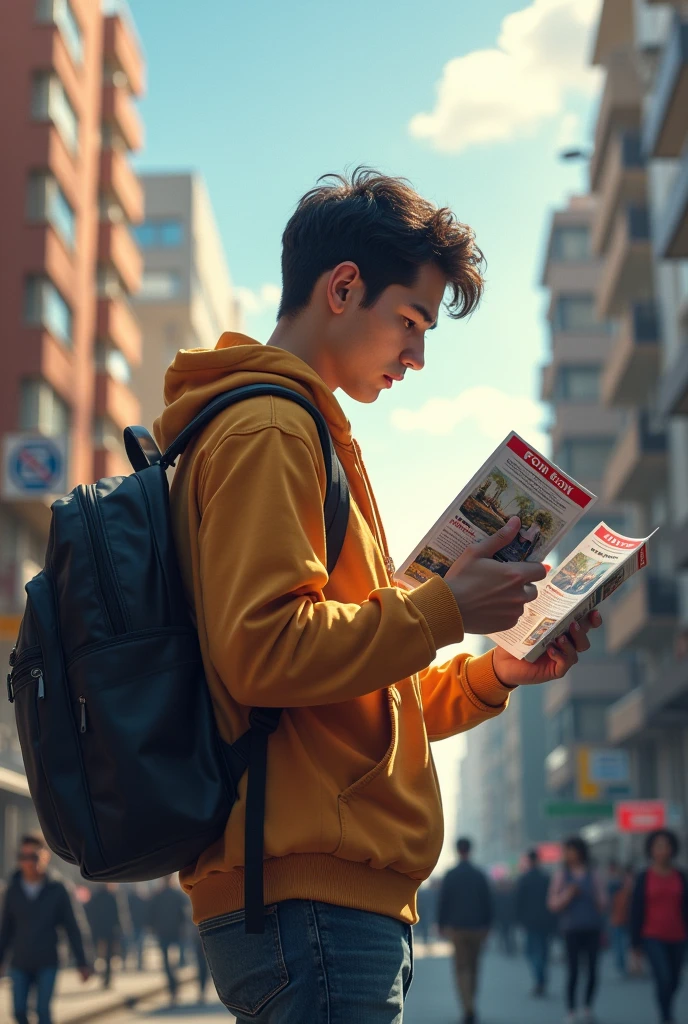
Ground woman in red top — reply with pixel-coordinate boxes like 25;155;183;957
630;829;688;1024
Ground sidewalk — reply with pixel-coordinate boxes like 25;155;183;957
0;957;198;1024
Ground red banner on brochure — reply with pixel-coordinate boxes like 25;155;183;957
506;435;592;509
594;525;642;550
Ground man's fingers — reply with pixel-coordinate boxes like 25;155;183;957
471;517;521;558
568;622;591;652
523;583;539;604
516;562;548;584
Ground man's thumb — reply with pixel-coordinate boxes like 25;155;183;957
472;516;521;558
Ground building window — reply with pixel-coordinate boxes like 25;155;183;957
31;73;79;153
137;270;180;300
551;225;590;262
553;294;611;333
25;276;73;345
133;219;184;248
19;379;70;436
27;172;76;248
95;342;132;385
36;0;83;65
555;365;601;402
556;438;616;481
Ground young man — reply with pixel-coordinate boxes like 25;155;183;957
154;168;600;1023
515;848;555;997
438;837;493;1024
0;834;92;1024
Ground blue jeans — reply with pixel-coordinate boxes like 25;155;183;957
9;967;58;1024
198;899;414;1023
643;939;686;1022
610;924;629;974
524;930;549;989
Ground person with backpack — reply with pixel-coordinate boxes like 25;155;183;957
0;833;92;1024
630;829;688;1024
549;836;607;1024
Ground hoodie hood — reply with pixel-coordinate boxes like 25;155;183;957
154;332;353;453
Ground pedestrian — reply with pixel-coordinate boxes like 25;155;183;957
148;874;189;1005
630;828;688;1024
0;833;92;1024
608;862;634;976
515;848;555;997
125;884;150;971
415;880;438;946
85;882;130;988
493;877;517;956
548;836;607;1024
193;929;211;1004
153;168;601;1023
438;837;493;1024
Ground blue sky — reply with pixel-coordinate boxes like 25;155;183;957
129;0;602;863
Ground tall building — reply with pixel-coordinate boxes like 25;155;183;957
589;0;688;849
0;0;144;873
539;195;637;841
131;173;243;435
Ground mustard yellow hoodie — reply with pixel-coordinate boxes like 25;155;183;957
154;332;511;926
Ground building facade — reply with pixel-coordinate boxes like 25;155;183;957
0;0;144;874
131;173;242;435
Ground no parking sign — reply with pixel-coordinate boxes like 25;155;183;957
2;433;68;500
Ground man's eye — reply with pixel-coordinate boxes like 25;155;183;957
402;316;416;329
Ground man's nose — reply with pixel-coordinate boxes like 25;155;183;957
402;341;425;372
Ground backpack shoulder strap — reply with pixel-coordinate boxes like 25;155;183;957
161;383;349;575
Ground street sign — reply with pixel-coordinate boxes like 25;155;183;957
544;801;614;818
616;800;666;833
2;433;67;500
590;749;630;784
537;842;563;864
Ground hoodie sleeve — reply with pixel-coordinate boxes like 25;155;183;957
419;649;510;741
197;424;463;707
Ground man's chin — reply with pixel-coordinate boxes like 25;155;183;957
340;380;382;405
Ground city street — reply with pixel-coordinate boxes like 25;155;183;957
96;941;688;1024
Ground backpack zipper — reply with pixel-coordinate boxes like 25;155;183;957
78;485;127;634
7;664;45;704
79;696;87;733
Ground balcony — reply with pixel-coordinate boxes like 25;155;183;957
95;372;140;434
592;131;646;257
655;145;688;260
591;0;634;67
643;14;688;158
543;659;632;718
601;302;661;406
607;686;646;744
103;12;145;96
101;84;143;152
606;575;678;653
596;206;653;319
100;149;144;224
590;52;643;192
602;409;667;503
98;221;143;295
96;296;142;367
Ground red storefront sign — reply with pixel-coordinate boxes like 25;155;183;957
537;842;563;864
616;800;666;833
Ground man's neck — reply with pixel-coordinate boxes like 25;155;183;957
267;314;337;391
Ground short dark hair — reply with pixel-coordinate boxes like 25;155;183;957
20;833;46;850
527;848;539;864
564;836;590;865
457;837;472;856
278;167;485;321
645;828;679;860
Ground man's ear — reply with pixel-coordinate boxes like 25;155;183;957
327;262;361;315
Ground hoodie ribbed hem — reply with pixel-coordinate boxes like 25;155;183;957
407;575;464;650
187;854;419;926
464;649;511;710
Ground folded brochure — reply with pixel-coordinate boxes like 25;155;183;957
396;431;655;660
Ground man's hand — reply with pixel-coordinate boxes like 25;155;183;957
492;610;603;688
78;966;92;983
445;517;547;635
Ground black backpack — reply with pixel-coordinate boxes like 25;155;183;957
7;384;350;933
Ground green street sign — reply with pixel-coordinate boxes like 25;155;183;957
543;801;614;818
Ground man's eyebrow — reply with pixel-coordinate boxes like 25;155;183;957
410;303;438;330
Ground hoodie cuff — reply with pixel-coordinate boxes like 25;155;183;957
464;650;512;710
406;575;464;650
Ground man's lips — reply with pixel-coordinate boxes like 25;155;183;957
383;374;404;387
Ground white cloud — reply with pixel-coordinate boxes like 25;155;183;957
390;386;547;448
557;111;584;149
409;0;602;153
235;283;282;316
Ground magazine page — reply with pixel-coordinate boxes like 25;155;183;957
490;522;656;663
396;432;596;589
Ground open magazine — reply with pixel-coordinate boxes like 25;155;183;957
396;432;596;587
490;523;657;662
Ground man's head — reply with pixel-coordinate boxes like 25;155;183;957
17;833;50;882
456;836;472;860
526;848;539;868
277;168;485;402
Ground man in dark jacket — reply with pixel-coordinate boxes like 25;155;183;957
515;848;555;997
85;883;131;988
147;874;189;1004
438;837;493;1024
0;833;92;1024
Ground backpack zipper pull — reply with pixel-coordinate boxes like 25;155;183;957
31;667;45;700
79;696;87;733
6;674;14;704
